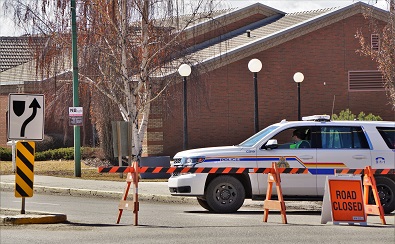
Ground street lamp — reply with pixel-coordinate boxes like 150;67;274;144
248;58;262;133
178;64;191;150
293;72;304;121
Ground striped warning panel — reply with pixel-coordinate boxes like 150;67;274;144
98;166;136;173
98;166;309;174
335;168;395;175
15;141;35;198
277;168;309;174
139;167;252;174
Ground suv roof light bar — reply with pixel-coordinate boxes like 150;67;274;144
302;115;331;121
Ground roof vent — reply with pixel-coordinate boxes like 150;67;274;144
371;34;380;51
246;30;251;38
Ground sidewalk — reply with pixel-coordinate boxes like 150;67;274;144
0;174;198;225
0;174;198;204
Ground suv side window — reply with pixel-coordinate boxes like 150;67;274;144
318;126;369;149
269;126;312;149
377;127;395;149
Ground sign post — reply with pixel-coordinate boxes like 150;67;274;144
15;141;35;214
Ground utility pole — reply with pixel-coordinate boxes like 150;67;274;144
71;0;81;177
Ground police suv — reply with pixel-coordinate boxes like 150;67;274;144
168;115;395;213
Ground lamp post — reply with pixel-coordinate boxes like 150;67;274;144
248;58;262;133
293;72;304;121
178;64;191;150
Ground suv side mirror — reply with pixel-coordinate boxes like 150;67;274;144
265;139;278;150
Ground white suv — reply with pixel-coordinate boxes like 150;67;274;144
168;115;395;213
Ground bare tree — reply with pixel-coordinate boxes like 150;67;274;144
356;0;395;110
3;0;223;160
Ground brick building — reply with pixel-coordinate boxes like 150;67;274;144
160;2;393;156
1;2;393;158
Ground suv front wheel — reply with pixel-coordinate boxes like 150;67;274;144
205;176;245;213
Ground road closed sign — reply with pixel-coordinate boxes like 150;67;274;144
321;176;367;225
8;94;45;141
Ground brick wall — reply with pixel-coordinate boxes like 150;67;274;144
142;102;165;156
163;14;393;157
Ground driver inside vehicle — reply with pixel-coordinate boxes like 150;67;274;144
290;129;310;148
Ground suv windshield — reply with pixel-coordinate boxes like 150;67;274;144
239;125;279;147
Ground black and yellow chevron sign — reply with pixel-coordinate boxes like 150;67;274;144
15;141;35;198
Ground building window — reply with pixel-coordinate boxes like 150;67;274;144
371;34;380;51
348;70;385;91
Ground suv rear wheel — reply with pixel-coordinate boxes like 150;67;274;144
369;177;395;214
205;176;245;213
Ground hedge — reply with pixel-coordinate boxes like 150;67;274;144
0;147;101;161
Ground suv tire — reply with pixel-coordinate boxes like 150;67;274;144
205;176;245;213
370;177;395;214
197;197;213;211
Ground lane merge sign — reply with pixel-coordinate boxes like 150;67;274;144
8;94;45;141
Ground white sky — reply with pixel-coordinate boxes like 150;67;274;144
0;0;390;36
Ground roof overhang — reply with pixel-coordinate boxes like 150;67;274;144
183;3;286;40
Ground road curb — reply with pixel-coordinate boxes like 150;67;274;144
0;208;67;225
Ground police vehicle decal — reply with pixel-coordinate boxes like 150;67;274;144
276;157;290;168
204;156;347;175
376;157;385;164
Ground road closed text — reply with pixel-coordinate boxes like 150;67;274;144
332;190;363;211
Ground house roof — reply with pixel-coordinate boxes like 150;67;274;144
0;60;39;85
0;36;73;85
0;37;35;72
0;36;48;85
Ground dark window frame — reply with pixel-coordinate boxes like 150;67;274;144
377;127;395;149
315;126;369;149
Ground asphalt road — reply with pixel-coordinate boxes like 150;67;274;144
1;191;394;244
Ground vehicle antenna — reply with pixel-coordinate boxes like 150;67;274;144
331;95;336;118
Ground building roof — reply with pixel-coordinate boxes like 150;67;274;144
189;7;335;62
163;1;389;76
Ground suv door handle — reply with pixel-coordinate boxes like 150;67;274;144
352;155;366;159
299;155;313;160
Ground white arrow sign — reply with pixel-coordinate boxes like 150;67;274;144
8;94;45;141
